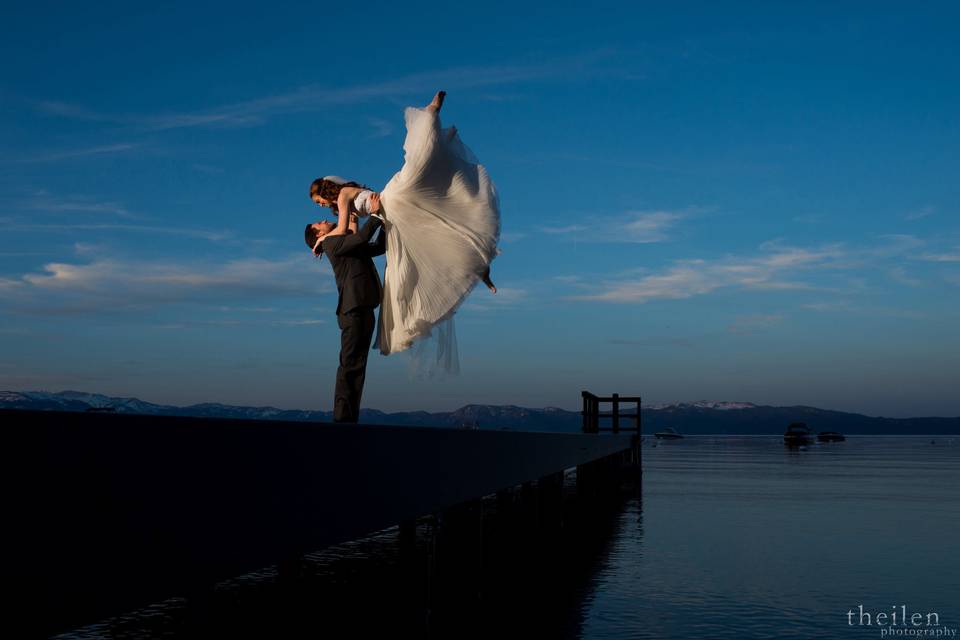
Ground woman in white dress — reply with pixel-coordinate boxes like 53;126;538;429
309;91;500;364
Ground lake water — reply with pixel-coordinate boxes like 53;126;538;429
56;435;959;639
578;435;960;639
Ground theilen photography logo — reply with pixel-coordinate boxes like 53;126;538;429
847;605;957;637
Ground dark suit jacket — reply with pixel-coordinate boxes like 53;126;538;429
321;217;386;314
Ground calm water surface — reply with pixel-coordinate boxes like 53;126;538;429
57;435;959;639
578;436;960;639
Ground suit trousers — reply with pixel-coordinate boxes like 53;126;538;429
334;307;376;423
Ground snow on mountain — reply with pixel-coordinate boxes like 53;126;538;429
3;391;958;434
648;401;759;411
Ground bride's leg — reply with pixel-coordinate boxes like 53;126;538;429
426;90;446;112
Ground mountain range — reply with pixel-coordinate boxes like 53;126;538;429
2;390;958;435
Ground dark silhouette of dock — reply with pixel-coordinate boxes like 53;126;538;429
6;396;640;636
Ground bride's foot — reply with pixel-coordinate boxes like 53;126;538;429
482;268;496;294
426;90;446;112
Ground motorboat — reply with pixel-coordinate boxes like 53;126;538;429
783;422;816;446
654;427;684;440
817;431;846;442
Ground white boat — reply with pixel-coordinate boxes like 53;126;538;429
654;427;684;440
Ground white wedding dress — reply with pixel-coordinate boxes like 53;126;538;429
360;106;500;372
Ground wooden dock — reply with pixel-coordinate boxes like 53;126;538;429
5;401;640;636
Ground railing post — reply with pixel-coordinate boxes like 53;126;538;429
581;391;599;434
611;393;619;434
636;398;642;435
581;392;589;433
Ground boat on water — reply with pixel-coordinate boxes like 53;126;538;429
654;427;684;440
817;431;846;442
783;422;816;446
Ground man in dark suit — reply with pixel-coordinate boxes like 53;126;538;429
305;208;386;423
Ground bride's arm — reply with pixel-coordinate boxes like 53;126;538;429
325;187;362;238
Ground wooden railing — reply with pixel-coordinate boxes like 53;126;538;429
581;391;641;435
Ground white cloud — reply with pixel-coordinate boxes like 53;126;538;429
918;251;960;263
499;231;527;243
31;50;617;133
869;234;925;257
903;205;936;221
6;253;331;314
888;266;924;288
542;209;684;243
367;117;393;139
622;211;682;243
0;277;24;292
462;287;529;312
16;143;138;163
14;194;136;218
6;222;230;242
572;242;849;303
801;301;852;312
727;314;783;334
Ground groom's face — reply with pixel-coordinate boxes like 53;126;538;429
313;221;335;235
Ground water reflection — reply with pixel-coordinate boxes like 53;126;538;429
576;436;960;639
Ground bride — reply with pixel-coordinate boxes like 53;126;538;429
309;91;500;365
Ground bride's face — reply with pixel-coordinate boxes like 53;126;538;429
312;194;332;208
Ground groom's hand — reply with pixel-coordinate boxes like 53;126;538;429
369;192;381;214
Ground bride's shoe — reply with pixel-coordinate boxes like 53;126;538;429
482;268;497;294
427;90;446;112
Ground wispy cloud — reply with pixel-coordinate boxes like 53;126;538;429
622;211;682;243
462;287;529;312
801;300;853;312
917;251;960;263
571;242;849;303
499;231;527;243
543;210;685;243
5;222;230;242
31;99;115;122
727;314;783;334
571;232;945;305
903;205;936;221
152;317;325;330
608;336;696;348
0;277;24;292
11;194;137;218
888;266;924;287
367;117;393;139
5;253;330;315
15;143;138;163
29;50;616;133
869;234;925;256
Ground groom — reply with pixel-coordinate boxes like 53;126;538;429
305;202;385;423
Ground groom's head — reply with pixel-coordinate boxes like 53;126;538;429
304;221;335;253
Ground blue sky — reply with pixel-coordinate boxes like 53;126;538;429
1;2;958;417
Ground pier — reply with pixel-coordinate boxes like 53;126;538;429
7;393;640;636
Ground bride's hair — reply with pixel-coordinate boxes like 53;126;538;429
309;177;369;212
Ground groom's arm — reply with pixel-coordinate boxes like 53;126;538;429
369;222;386;257
325;217;384;258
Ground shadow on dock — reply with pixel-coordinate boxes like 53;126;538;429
6;404;640;638
56;462;639;639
